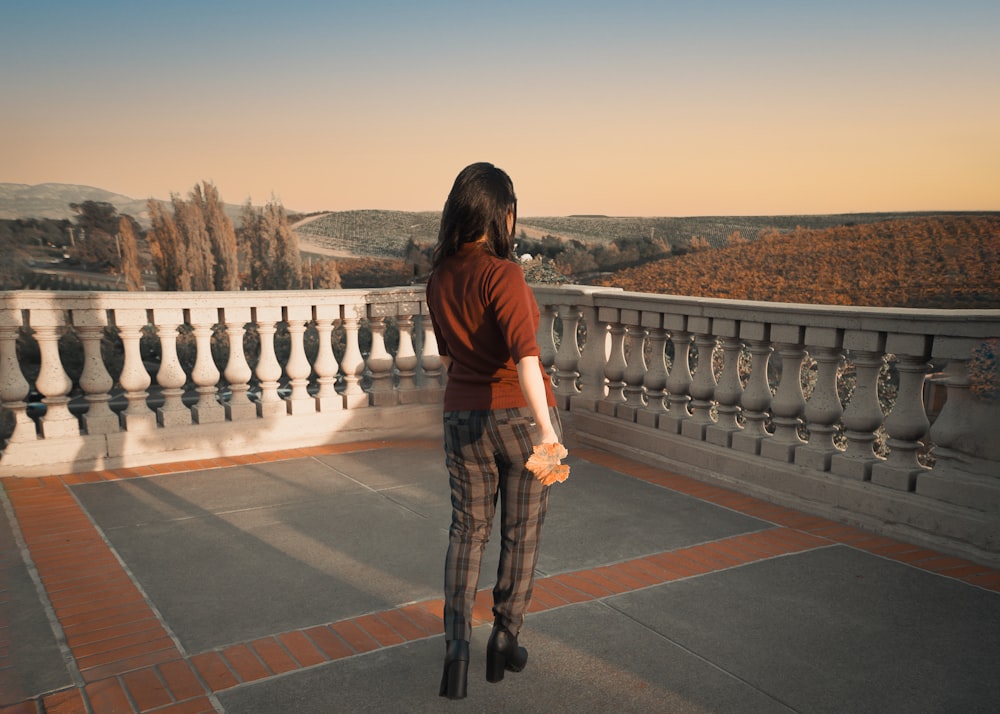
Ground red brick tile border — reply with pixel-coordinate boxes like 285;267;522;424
1;440;997;713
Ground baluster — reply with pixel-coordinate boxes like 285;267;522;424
660;318;692;434
637;314;668;428
796;328;845;471
732;323;773;455
114;308;157;432
151;308;191;428
340;302;368;408
395;305;420;404
0;313;35;443
419;311;445;403
221;306;257;421
682;318;719;440
706;319;744;447
538;304;558;380
312;303;341;413
597;309;626;417
760;325;806;462
618;311;647;422
870;334;932;491
571;304;608;412
553;304;582;408
919;336;1000;509
188;308;224;424
253;306;285;417
367;306;396;407
72;308;119;435
830;331;886;480
284;304;315;415
29;308;78;439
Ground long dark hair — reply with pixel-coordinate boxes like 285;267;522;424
432;162;518;269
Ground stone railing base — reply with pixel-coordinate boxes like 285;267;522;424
568;411;1000;569
0;403;444;478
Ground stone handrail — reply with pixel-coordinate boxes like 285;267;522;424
0;288;444;476
532;285;1000;564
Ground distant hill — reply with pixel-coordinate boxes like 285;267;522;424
292;208;1000;259
0;183;152;222
0;183;246;226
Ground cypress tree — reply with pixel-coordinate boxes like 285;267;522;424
147;199;191;290
118;216;143;291
265;199;302;290
196;182;240;291
172;193;214;291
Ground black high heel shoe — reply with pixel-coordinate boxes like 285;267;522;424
439;639;469;699
486;620;528;683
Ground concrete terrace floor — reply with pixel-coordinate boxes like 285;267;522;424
1;438;999;714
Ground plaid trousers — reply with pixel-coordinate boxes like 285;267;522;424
442;406;562;642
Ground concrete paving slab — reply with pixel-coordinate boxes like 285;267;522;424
217;601;791;714
537;456;770;574
609;545;1000;714
76;483;451;653
73;458;373;531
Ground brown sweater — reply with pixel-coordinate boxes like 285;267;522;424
426;242;556;411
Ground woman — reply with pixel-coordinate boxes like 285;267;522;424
425;162;563;700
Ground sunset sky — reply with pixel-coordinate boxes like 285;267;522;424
2;1;998;217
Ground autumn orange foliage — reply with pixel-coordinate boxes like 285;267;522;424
599;215;1000;308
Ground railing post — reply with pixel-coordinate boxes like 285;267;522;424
618;311;647;422
682;317;719;440
706;319;744;447
419;310;444;402
395;303;421;404
188;307;225;424
570;304;607;412
597;308;626;417
0;307;35;443
367;306;397;407
760;324;806;462
29;307;78;439
553;303;583;408
538;303;558;382
796;327;845;471
660;317;692;435
151;308;191;428
830;330;886;480
312;302;341;413
637;313;668;428
870;334;932;490
731;322;772;455
918;336;1000;510
114;308;157;432
253;305;286;417
284;304;315;415
340;301;368;409
72;308;120;435
221;305;257;421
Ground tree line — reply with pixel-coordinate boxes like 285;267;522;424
15;182;344;292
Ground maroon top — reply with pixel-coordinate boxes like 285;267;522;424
426;242;556;411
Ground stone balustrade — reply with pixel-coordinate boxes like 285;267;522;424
1;285;997;565
532;285;1000;566
0;288;444;476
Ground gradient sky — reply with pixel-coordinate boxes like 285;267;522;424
2;1;998;217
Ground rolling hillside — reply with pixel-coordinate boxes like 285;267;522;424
599;214;1000;308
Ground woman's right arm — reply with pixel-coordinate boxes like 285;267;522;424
516;355;559;444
